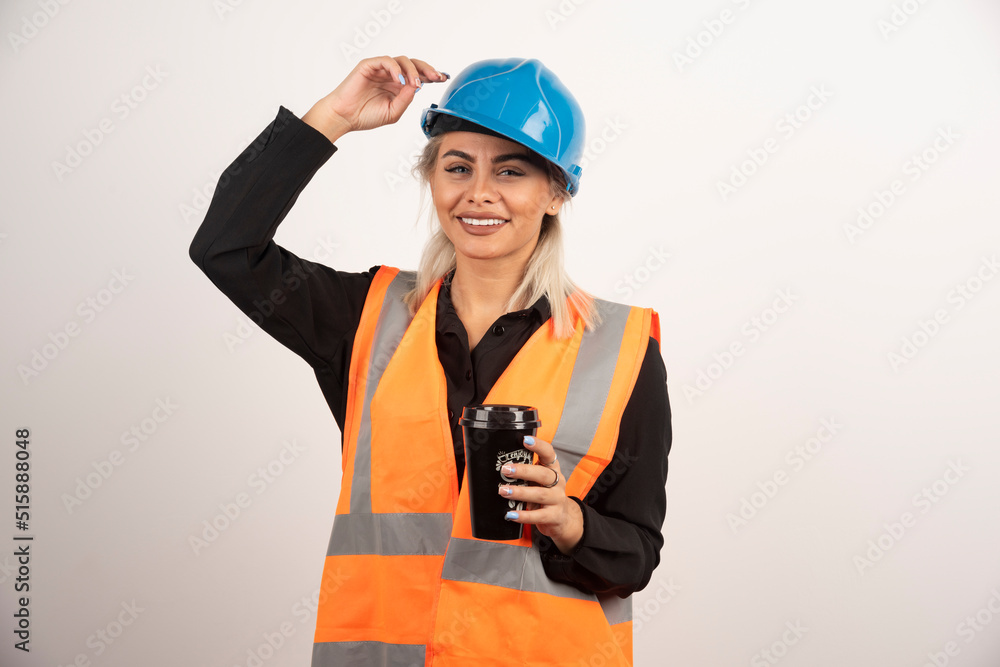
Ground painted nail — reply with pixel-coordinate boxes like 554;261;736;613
440;71;450;79
414;76;422;88
397;73;406;85
502;464;515;475
505;511;519;521
499;486;513;496
523;435;535;447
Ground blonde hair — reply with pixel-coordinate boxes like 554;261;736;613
403;133;600;339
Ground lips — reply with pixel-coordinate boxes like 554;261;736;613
459;217;508;226
455;215;509;236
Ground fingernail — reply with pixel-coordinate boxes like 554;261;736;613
499;486;513;496
398;73;406;85
440;71;450;79
501;464;515;475
505;511;519;521
523;435;535;446
414;76;422;88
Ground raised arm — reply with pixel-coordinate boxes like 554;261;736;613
187;104;370;370
188;57;448;426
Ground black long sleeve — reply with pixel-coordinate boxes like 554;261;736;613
188;106;375;435
538;339;671;596
189;106;672;597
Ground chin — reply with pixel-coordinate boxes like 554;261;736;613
453;244;504;262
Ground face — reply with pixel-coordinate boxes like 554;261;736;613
430;131;564;268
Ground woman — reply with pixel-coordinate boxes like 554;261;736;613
190;55;671;667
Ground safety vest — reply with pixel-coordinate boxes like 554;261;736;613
311;265;659;667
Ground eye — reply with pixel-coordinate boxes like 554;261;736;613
442;165;523;177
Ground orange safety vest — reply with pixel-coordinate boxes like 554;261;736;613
312;266;660;667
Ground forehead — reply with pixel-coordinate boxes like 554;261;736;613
438;131;544;166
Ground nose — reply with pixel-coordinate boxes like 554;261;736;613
467;169;499;204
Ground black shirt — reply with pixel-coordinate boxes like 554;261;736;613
189;105;672;597
435;271;552;485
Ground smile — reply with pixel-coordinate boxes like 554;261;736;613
459;217;508;226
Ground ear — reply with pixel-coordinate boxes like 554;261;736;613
546;194;565;217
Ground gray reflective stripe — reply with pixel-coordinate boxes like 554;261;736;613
350;270;416;514
440;537;593;601
327;512;453;556
550;299;631;483
599;592;633;625
312;641;424;667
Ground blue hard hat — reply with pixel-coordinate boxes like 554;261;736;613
420;58;586;196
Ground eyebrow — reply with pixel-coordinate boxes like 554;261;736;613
441;149;540;166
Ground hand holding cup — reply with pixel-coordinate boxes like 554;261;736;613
498;435;584;555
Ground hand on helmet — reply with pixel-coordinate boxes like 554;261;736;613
303;55;448;143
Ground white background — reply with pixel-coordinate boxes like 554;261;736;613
2;0;1000;666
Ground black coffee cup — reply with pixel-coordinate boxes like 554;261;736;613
460;405;541;540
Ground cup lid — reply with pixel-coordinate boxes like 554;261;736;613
459;404;541;429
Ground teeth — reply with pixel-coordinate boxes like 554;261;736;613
460;217;507;226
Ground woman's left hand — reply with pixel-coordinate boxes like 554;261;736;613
498;435;583;555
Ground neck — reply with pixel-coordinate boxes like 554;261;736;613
449;256;525;321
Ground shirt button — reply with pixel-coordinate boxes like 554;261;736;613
492;325;505;336
465;370;472;380
448;409;454;419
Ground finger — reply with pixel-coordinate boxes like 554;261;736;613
358;56;407;87
505;506;558;525
498;483;560;506
409;58;449;83
374;55;418;122
501;462;561;488
392;55;424;89
522;435;559;468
